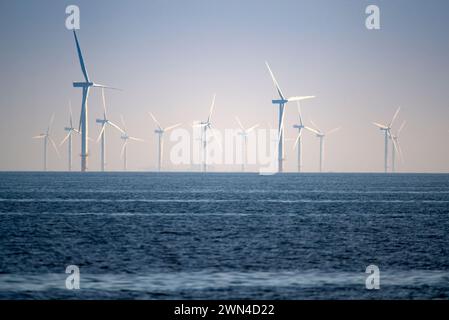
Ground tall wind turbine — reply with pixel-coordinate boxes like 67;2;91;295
72;30;119;172
292;100;313;173
60;102;79;171
119;116;144;171
192;94;219;172
96;88;125;172
149;112;181;172
265;62;315;173
305;121;341;173
235;116;259;172
390;121;406;173
373;107;401;173
33;114;60;171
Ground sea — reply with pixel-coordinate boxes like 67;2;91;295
0;172;448;299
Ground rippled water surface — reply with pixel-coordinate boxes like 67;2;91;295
0;172;448;299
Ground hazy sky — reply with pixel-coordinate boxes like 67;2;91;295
0;0;448;172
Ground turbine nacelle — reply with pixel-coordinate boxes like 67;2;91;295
73;82;94;88
272;99;289;105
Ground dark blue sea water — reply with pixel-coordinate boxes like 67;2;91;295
0;172;448;299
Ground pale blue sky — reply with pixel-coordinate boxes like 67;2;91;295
0;0;448;172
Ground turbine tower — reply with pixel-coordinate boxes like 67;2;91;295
292;100;312;173
235;116;259;172
192;94;219;172
71;30;119;172
265;62;315;173
60;102;79;171
96;88;125;172
372;107;401;173
119;116;144;171
305;121;341;173
32;114;60;171
390;121;406;173
149;112;181;172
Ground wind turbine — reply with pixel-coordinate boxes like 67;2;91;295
32;114;60;171
149;112;181;172
292;100;312;173
235;116;259;172
71;30;119;172
265;62;315;173
372;107;401;173
96;88;125;172
305;121;341;173
60;102;79;171
192;94;219;172
390;121;406;173
119;116;144;171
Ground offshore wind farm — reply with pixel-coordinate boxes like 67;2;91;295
1;0;449;302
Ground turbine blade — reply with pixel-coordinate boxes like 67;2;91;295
208;126;222;150
373;122;388;130
60;132;71;146
107;121;125;134
73;30;90;82
92;84;122;91
287;96;315;102
207;94;216;123
129;137;144;142
327;127;341;135
164;123;182;132
398;121;406;136
265;61;285;100
391;133;400;155
47;113;55;134
305;126;320;135
49;137;60;158
397;140;405;163
120;115;127;133
246;124;259;133
96;124;106;142
235;116;244;131
148;112;162;130
389;107;401;128
309;120;320;132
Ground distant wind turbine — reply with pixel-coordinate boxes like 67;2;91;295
33;114;60;171
305;121;341;173
149;112;181;172
96;88;125;172
373;107;401;173
72;30;120;172
235;116;259;172
192;94;219;172
292;100;313;173
119;116;144;171
390;121;406;173
60;102;79;171
265;62;315;173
